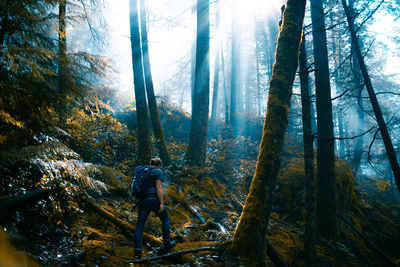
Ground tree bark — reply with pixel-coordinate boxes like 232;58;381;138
58;0;67;93
299;34;316;261
221;45;229;124
230;0;239;134
348;0;364;179
342;0;400;194
209;0;220;136
129;0;152;165
139;0;171;166
185;0;210;167
231;1;306;264
310;0;337;240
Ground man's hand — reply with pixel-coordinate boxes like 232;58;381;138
158;204;164;214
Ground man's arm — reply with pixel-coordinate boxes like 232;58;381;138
156;179;164;213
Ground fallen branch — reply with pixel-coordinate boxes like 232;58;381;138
266;239;289;267
336;210;396;267
0;187;61;214
230;196;244;215
83;196;162;246
184;203;206;224
185;218;221;231
125;246;218;264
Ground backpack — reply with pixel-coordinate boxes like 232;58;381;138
130;165;153;198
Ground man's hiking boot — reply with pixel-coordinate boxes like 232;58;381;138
164;240;176;251
134;249;142;259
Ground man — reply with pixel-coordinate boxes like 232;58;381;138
133;158;176;259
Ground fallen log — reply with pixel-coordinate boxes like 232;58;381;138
184;203;206;224
125;246;218;264
83;197;163;246
266;239;289;267
336;210;396;267
0;187;61;214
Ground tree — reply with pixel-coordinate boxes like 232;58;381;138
58;0;67;94
310;0;337;240
0;0;106;144
342;0;400;194
185;0;210;167
299;32;316;261
231;0;306;264
209;0;220;136
230;0;239;133
139;0;171;166
129;0;152;164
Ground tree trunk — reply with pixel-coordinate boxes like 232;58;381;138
139;0;171;166
191;0;196;109
231;1;306;264
348;0;364;179
58;0;67;93
221;45;229;124
230;0;238;134
185;0;210;167
299;34;316;261
310;0;337;240
129;0;152;165
209;0;220;136
342;0;400;194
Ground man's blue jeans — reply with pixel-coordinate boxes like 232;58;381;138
134;197;171;251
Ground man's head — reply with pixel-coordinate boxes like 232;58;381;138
150;158;163;168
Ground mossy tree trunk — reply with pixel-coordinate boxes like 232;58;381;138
58;0;67;93
139;0;171;166
231;0;306;265
185;0;209;167
342;0;400;194
299;33;316;261
129;0;152;165
310;0;337;240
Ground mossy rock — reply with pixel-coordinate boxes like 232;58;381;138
274;158;358;232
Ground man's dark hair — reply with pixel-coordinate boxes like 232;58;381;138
150;158;163;167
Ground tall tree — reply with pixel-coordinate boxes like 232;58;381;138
348;0;365;179
299;33;316;261
129;0;152;164
58;0;67;93
342;0;400;194
139;0;171;166
230;0;239;133
231;0;306;264
310;0;337;240
209;0;220;136
185;0;210;167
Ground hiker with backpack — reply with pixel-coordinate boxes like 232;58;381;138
130;157;176;259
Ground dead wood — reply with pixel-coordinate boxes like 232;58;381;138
266;239;289;267
230;196;244;215
124;246;218;264
83;196;163;246
183;203;206;224
185;218;221;231
336;210;396;266
0;187;61;214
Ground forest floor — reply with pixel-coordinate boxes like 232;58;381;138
1;109;400;266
